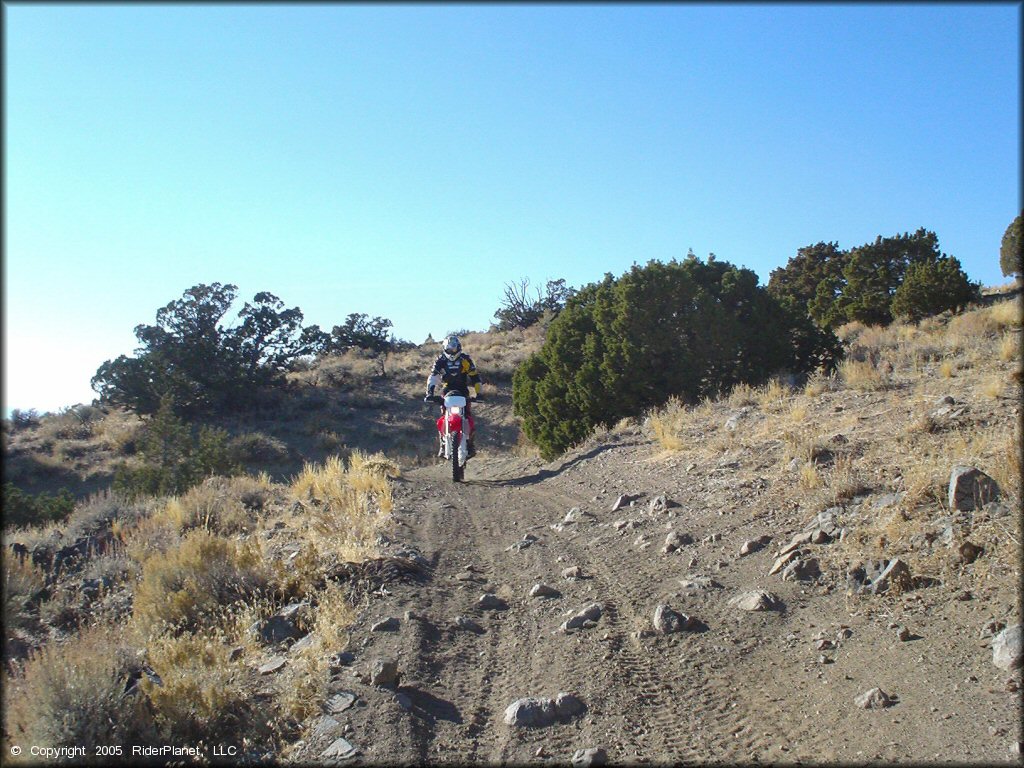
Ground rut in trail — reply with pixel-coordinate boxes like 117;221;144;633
315;430;1022;766
338;451;784;765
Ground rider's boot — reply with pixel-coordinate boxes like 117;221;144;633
437;434;445;458
467;435;476;458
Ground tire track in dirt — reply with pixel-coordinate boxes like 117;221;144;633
473;480;700;764
388;457;820;764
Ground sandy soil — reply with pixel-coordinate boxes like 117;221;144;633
291;423;1021;765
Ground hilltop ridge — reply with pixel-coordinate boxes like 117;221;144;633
2;291;1021;764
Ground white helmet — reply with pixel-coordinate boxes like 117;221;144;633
442;334;462;361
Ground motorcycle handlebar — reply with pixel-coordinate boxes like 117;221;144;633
422;395;485;405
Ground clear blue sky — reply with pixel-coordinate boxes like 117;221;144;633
4;3;1020;414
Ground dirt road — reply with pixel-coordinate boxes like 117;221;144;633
299;431;1021;765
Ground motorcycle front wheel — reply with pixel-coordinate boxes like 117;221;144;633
449;434;463;482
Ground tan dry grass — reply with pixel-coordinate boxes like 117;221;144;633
4;623;157;756
290;450;397;567
142;626;264;745
132;528;270;635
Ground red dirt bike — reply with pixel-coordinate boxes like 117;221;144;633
425;392;482;482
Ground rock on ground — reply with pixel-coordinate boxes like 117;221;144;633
729;590;783;612
478;593;508;610
371;617;400;632
370;659;399;688
530;583;561;598
572;747;608;766
855;688;893;709
258;656;287;675
561;603;603;631
321;737;359;760
652;604;699;633
504;697;557;727
504;693;586;727
993;625;1023;671
948;466;1000;511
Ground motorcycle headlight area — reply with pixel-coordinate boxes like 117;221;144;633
450;406;462;415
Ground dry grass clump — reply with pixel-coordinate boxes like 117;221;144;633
726;382;758;407
291;451;397;565
4;624;158;758
648;396;689;451
838;359;890;391
275;582;355;723
756;378;792;410
3;556;46;635
143;628;268;746
803;370;838;397
162;474;275;535
133;529;270;635
228;431;291;464
94;409;144;455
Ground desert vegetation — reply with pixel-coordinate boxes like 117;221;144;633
2;219;1019;761
2;449;398;763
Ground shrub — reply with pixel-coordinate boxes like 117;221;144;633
290;452;395;565
1000;211;1022;278
2;483;76;529
113;397;242;500
891;256;980;322
163;475;271;535
4;625;158;760
133;529;269;634
513;256;841;459
3;555;46;634
143;630;270;747
228;431;290;464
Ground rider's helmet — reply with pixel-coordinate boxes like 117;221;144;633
442;334;462;361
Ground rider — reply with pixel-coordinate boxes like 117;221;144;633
424;334;481;458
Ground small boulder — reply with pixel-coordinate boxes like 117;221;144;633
370;659;400;688
662;531;693;554
477;593;508;611
554;692;587;720
611;495;634;512
370;617;400;632
729;590;783;612
321;737;359;760
781;557;821;582
504;697;557;727
948;466;1000;512
847;558;912;595
652;604;699;634
649;495;675;515
258;656;287;676
325;692;356;715
739;536;771;556
562;566;584;580
530;583;561;599
572;747;608;766
561;603;603;632
993;625;1023;671
768;550;799;576
854;687;893;709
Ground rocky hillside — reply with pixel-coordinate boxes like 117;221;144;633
2;292;1021;765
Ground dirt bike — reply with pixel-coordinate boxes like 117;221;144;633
425;392;482;482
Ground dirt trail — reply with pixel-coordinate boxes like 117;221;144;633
308;433;1021;765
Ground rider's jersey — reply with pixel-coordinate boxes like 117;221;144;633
428;353;481;396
